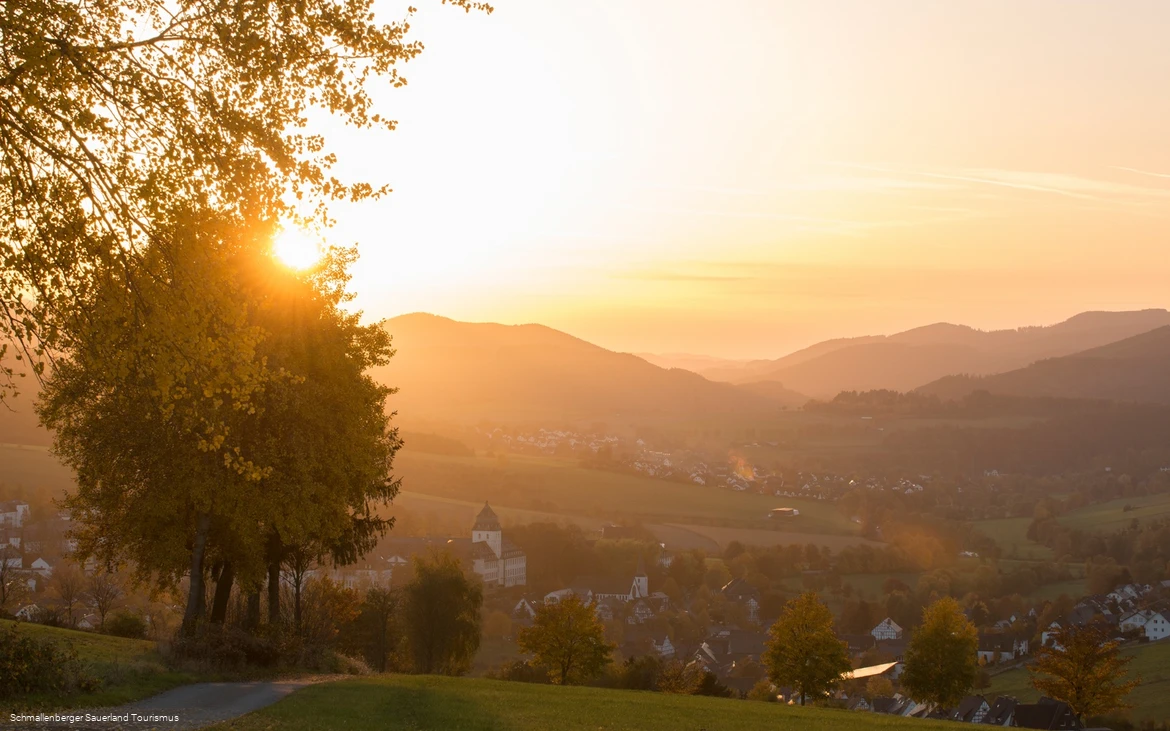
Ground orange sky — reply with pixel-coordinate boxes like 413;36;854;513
320;0;1170;359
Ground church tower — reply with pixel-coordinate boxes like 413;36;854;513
472;502;503;558
633;555;649;598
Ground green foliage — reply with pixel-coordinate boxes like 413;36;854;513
402;550;482;675
104;611;147;640
1029;623;1139;720
762;592;851;706
0;623;99;698
901;596;978;709
517;595;614;685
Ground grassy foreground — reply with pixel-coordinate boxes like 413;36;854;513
212;675;961;731
987;639;1170;723
1;619;198;712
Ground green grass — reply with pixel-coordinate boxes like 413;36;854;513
971;517;1053;560
394;451;860;537
987;640;1170;723
1058;492;1170;534
211;675;962;731
0;619;198;712
1020;578;1086;602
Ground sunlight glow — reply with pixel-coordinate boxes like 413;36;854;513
273;228;322;270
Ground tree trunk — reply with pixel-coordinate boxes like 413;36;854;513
181;512;211;636
294;576;303;633
267;560;281;625
245;591;261;631
209;561;234;624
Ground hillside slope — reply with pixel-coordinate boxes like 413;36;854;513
209;674;960;731
704;309;1170;397
375;313;805;426
918;325;1170;404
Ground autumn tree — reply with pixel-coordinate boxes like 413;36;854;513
762;592;851;705
1029;623;1139;722
901;596;979;709
402;550;482;675
517;595;613;685
0;0;489;405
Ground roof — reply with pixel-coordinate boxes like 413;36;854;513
1013;698;1078;730
725;630;767;657
720;577;760;601
473;502;501;531
500;537;525;559
950;695;988;722
469;541;497;560
843;661;899;680
983;696;1018;725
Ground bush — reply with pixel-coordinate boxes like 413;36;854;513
486;660;550;684
171;625;281;669
0;623;100;698
105;611;148;639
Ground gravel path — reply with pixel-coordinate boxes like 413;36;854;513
14;678;336;730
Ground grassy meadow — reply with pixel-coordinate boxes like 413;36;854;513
1057;491;1170;533
0;619;197;712
971;517;1053;560
211;675;962;731
987;639;1170;724
393;450;861;537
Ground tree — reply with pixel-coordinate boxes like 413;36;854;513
88;570;123;629
51;562;87;627
762;592;851;705
1029;623;1139;721
866;675;895;700
517;595;613;685
350;587;400;673
402;550;482;675
0;0;490;404
901;596;979;709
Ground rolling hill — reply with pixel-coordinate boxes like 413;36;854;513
918;325;1170;404
374;313;806;427
699;309;1170;397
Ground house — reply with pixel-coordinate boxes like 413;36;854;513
846;696;872;712
950;695;990;723
77;614;99;630
1120;609;1170;641
0;501;30;528
978;632;1030;664
468;503;527;588
564;558;650;604
14;604;39;620
720;577;761;623
981;696;1018;726
871;617;903;641
28;557;53;578
1012;697;1082;730
511;598;538;622
627;598;656;625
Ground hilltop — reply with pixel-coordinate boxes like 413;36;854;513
697;309;1170;397
374;313;807;428
919;325;1170;403
210;674;959;731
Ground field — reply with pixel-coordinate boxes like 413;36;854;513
1020;578;1086;602
211;675;961;731
970;517;1052;560
674;524;881;553
394;451;864;541
1058;492;1170;534
0;620;197;712
987;639;1170;724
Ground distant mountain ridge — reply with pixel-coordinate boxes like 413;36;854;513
374;313;807;427
697;309;1170;397
918;325;1170;404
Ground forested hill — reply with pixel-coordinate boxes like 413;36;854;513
374;313;807;427
699;309;1170;397
918;325;1170;404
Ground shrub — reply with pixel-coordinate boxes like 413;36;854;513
486;660;550;684
0;623;100;698
105;611;148;639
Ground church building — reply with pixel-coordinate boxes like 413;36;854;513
469;502;527;588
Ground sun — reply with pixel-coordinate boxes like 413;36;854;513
272;227;322;270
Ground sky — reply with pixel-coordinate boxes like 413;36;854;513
316;0;1170;359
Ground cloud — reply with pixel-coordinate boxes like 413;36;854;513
1111;166;1170;180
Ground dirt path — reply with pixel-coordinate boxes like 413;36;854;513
20;678;334;730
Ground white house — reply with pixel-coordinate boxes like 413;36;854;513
0;501;29;528
469;503;527;588
1136;612;1170;641
871;617;903;641
29;557;54;578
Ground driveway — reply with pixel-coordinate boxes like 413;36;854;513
21;678;333;730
